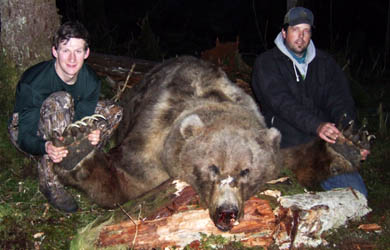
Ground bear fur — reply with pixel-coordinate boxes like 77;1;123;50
280;121;370;189
54;56;281;231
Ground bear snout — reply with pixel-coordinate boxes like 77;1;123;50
213;204;239;231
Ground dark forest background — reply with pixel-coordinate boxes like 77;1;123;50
0;1;390;249
56;0;389;68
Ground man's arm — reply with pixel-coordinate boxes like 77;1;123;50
251;54;323;136
322;55;356;126
72;69;102;146
16;84;47;155
73;68;101;121
315;55;357;144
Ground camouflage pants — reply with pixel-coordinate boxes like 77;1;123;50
8;91;122;210
7;91;122;210
8;91;123;159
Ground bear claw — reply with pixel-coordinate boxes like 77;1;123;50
53;114;108;170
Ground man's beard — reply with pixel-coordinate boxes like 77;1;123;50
286;39;308;57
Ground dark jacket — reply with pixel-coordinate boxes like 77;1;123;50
251;47;356;148
12;59;101;155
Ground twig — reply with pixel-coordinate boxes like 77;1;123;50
118;203;142;250
112;63;136;102
342;59;350;72
370;53;381;74
42;203;50;218
252;0;267;50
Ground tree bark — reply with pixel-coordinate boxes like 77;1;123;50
286;0;306;11
0;0;60;72
286;0;298;11
384;0;390;70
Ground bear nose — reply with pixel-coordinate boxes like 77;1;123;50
214;205;238;231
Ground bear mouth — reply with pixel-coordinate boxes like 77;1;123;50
214;206;239;231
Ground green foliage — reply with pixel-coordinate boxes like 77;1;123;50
183;233;265;250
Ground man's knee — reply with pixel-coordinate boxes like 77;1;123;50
320;171;368;197
94;100;123;149
38;91;75;140
95;100;123;132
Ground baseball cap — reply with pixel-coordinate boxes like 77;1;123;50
284;7;314;26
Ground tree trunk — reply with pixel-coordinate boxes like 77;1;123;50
329;0;334;50
286;0;298;11
286;0;306;11
0;0;60;113
0;0;60;72
384;0;390;70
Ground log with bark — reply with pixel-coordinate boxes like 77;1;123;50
274;188;371;249
87;48;254;98
71;178;371;250
87;52;157;81
96;180;276;249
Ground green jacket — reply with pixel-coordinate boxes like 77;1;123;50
13;59;101;155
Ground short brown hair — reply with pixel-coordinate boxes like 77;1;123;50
52;21;90;50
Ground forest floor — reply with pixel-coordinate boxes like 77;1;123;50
0;55;389;249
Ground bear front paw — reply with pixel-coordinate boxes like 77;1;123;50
52;114;108;170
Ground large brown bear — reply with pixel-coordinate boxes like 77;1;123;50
53;56;281;231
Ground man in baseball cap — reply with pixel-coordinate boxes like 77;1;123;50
251;7;369;197
284;6;314;26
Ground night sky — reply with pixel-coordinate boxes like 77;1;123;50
56;0;389;62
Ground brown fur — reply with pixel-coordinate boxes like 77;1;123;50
55;56;281;231
281;135;363;188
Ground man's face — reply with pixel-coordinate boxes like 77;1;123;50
282;23;312;57
52;38;89;85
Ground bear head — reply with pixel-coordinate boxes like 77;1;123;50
163;111;281;231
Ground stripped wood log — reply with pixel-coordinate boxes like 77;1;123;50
71;184;371;249
96;181;276;249
274;188;371;249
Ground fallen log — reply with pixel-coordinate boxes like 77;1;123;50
87;49;254;97
70;180;371;250
70;180;276;249
87;52;157;80
274;188;371;249
97;182;276;249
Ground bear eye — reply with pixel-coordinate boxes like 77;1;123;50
209;164;220;175
240;169;250;177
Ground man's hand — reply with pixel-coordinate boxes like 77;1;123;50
317;122;340;144
360;149;370;161
88;129;101;145
318;123;371;161
45;140;68;163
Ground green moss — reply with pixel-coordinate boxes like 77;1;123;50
0;54;21;116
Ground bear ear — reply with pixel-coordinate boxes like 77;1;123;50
268;127;281;150
258;127;281;150
180;114;205;139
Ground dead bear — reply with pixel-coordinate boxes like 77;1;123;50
53;56;281;231
280;120;372;189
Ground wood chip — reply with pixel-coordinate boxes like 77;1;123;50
358;223;382;231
